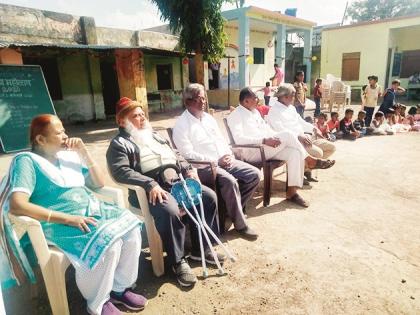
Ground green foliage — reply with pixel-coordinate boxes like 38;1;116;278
150;0;227;63
347;0;420;22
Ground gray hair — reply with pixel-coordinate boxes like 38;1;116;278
274;83;296;98
183;83;205;105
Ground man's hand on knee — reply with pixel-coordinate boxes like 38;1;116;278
149;185;168;205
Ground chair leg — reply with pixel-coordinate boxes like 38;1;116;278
41;254;70;315
143;214;165;277
263;164;272;207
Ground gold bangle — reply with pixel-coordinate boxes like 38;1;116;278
86;163;97;168
47;210;52;223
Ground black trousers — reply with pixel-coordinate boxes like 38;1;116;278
147;185;218;266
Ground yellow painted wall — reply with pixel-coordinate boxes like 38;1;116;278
225;26;275;88
144;55;183;92
321;15;420;89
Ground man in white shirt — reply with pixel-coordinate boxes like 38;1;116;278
267;83;336;182
173;83;260;240
227;87;335;208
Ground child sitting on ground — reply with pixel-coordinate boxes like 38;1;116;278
371;111;394;135
316;112;335;141
327;112;342;139
339;108;360;140
353;110;374;136
392;105;411;132
406;106;420;131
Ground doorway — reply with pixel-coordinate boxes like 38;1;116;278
156;64;173;90
100;58;120;116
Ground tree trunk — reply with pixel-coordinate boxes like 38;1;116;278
194;53;205;86
194;44;208;112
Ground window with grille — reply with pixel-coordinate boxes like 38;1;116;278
253;47;265;64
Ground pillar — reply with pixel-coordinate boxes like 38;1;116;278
303;28;313;86
275;24;286;70
115;49;149;116
86;54;106;120
238;11;250;88
0;48;23;64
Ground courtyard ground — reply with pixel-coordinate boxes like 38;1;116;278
1;107;420;315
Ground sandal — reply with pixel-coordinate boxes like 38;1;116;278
287;194;309;208
311;159;335;170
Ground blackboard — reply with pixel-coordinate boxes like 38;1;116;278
0;65;56;153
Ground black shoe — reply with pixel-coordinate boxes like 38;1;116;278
236;226;258;240
304;171;318;183
190;248;226;265
172;258;197;287
303;178;310;186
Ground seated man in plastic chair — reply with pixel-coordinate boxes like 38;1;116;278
106;97;223;288
173;83;261;241
267;83;336;183
1;114;147;315
227;87;336;208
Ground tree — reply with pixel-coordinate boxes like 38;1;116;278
150;0;227;85
346;0;420;22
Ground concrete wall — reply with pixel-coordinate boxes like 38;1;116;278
0;48;23;64
54;54;98;121
224;25;276;88
0;4;83;45
207;89;241;108
96;27;137;46
321;15;420;89
144;55;183;92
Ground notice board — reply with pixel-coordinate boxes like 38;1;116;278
0;65;56;153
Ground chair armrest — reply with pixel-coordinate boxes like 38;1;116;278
187;160;217;187
231;144;262;149
9;214;51;268
94;186;125;208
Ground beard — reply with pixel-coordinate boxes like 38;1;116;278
125;119;154;147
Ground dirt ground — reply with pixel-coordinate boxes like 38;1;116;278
2;108;420;315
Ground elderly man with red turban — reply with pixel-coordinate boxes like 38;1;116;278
106;97;223;288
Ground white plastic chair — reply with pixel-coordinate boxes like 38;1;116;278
8;186;125;315
330;80;347;112
117;184;165;278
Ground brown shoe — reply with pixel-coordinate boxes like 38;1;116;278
287;193;309;208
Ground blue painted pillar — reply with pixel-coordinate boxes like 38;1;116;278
303;28;313;85
238;11;250;88
275;24;286;70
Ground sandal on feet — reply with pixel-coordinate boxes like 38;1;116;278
311;159;335;170
287;194;309;208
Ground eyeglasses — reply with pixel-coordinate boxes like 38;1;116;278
189;96;206;102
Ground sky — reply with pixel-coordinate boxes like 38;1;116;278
1;0;352;30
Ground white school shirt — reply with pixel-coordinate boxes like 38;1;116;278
364;84;382;107
172;110;232;162
267;99;314;136
226;104;276;145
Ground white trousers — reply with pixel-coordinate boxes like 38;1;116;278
306;138;336;159
243;131;308;187
70;228;142;315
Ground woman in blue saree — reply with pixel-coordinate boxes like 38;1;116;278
1;114;147;315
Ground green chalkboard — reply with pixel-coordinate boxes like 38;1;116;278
0;65;56;153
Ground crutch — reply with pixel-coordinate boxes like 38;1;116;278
197;193;236;263
178;174;237;265
177;175;225;276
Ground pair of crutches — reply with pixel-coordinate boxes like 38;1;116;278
171;173;236;277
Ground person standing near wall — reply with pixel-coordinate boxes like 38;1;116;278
363;75;382;126
270;64;284;87
293;71;308;118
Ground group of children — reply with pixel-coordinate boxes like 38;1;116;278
313;104;420;142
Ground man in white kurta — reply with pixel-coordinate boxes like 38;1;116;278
227;88;335;207
267;84;336;160
173;83;260;240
